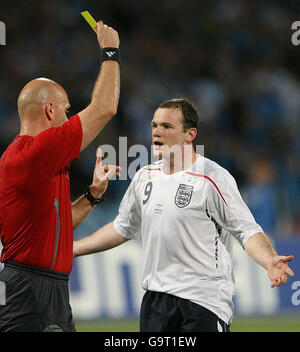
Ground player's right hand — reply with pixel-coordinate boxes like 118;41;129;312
267;255;295;288
95;21;120;49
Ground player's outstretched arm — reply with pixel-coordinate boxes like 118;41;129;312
73;222;129;257
78;21;120;151
244;232;294;288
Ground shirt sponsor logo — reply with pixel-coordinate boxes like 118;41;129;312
174;183;194;208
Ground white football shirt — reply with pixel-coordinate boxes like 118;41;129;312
113;155;263;324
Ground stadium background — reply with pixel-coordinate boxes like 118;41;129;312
0;0;299;331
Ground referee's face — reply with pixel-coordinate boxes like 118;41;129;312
152;108;188;159
51;91;70;127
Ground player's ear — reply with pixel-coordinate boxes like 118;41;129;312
185;127;197;143
45;102;54;121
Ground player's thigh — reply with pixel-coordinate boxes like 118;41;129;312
180;300;230;332
140;291;182;332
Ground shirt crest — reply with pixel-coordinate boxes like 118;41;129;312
174;183;194;208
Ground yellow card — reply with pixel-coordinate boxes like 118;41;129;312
81;11;97;33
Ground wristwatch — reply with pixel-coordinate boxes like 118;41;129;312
84;185;104;206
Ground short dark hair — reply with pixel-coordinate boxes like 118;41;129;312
158;98;199;132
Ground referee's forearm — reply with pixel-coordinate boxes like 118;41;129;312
78;61;120;151
92;61;120;105
244;232;278;270
71;195;95;229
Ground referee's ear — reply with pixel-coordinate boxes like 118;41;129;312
45;102;54;121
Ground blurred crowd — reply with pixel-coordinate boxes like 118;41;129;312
0;0;299;238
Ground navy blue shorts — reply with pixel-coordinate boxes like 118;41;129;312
0;261;75;332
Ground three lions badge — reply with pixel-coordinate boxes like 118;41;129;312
175;184;194;208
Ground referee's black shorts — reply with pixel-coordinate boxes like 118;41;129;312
140;290;230;332
0;261;75;332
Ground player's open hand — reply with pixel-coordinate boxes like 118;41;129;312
95;21;119;49
267;255;295;288
90;148;121;198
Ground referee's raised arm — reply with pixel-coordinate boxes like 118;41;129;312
78;21;120;151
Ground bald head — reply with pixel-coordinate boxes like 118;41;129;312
17;78;68;119
17;78;70;135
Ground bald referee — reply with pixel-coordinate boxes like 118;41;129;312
0;21;120;332
73;98;294;332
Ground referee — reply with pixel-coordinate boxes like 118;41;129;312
73;98;294;332
0;21;120;332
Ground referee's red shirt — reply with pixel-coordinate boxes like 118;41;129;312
0;115;82;273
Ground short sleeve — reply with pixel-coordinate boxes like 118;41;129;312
113;175;142;240
207;169;263;248
29;115;82;180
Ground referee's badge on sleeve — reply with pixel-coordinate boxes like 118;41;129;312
174;184;194;208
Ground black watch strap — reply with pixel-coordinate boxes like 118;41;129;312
84;185;104;206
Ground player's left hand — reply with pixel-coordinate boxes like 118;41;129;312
267;255;295;288
90;149;121;198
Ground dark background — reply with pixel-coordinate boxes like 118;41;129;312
1;0;299;238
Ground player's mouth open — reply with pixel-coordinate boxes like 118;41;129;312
153;141;164;148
